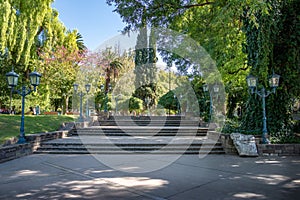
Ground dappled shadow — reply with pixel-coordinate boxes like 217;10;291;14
0;155;299;199
0;164;168;199
11;177;168;199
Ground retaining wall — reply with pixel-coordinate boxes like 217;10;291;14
0;130;70;163
0;122;76;163
219;133;300;156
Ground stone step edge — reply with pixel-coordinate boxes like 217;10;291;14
34;150;225;154
39;143;222;146
71;134;208;137
37;146;224;149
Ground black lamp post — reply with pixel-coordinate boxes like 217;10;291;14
6;69;41;143
246;73;280;144
73;83;91;122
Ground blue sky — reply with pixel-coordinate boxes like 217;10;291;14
52;0;126;51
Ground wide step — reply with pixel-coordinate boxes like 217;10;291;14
35;136;224;154
35;116;224;154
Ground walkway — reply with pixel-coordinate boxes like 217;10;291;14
0;154;299;199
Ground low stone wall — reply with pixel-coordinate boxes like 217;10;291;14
257;144;300;156
0;122;76;163
207;131;237;155
219;133;300;156
0;130;70;163
219;134;238;155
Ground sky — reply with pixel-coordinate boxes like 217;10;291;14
51;0;172;71
52;0;126;51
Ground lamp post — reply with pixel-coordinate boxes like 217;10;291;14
9;86;13;114
85;84;91;119
174;94;182;115
73;83;91;122
6;69;41;143
114;94;122;115
145;96;151;116
203;84;219;122
246;73;280;144
101;83;111;112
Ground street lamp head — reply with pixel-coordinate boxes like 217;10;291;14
29;70;42;87
145;96;150;104
6;70;19;88
213;84;219;93
246;74;257;89
73;83;79;92
269;73;280;88
85;84;91;93
203;84;208;92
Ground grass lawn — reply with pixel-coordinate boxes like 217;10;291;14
0;114;77;144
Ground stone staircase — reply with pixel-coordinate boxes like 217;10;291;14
34;116;224;154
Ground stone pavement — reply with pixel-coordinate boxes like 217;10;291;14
0;154;299;200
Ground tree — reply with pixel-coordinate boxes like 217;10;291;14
158;91;177;114
0;0;54;107
133;26;158;108
106;0;265;115
38;44;82;113
241;0;300;138
0;1;86;113
86;47;136;113
75;32;86;53
128;96;143;114
107;0;299;136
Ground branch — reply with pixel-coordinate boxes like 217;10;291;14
151;1;214;13
227;66;249;75
180;2;214;9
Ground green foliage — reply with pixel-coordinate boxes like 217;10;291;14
221;118;262;135
38;45;82;113
128;96;143;113
241;0;300;136
270;134;300;144
0;1;85;113
190;76;210;121
134;26;158;104
158;90;177;111
106;0;262;122
293;120;300;133
221;118;241;134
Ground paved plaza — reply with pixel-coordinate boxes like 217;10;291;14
0;154;299;199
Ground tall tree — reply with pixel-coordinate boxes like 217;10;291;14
0;0;54;105
38;44;82;113
106;0;266;114
0;1;86;112
133;26;158;108
107;0;299;136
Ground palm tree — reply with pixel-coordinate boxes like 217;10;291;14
102;48;123;92
109;60;123;82
75;32;86;53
